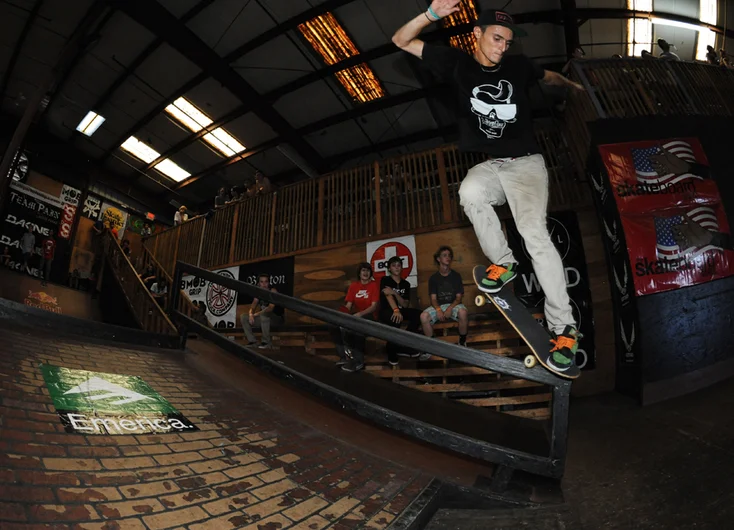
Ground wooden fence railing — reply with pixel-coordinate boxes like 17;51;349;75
103;233;177;335
145;121;588;274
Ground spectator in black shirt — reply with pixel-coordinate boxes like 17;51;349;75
215;187;228;208
241;273;285;349
379;256;426;365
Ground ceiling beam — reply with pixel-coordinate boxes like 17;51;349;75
0;0;45;105
90;0;215;114
172;86;445;191
100;0;356;163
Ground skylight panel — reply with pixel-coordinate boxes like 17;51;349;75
298;13;385;104
626;0;653;57
76;111;106;136
444;0;478;54
120;136;191;182
165;97;246;157
154;159;191;182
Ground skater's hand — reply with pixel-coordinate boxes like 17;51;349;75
436;309;446;321
673;219;714;248
391;311;403;324
382;287;396;296
430;0;461;18
649;146;690;176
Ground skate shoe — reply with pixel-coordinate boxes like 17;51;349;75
478;263;517;293
547;326;582;373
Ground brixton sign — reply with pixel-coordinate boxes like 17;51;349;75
41;365;198;435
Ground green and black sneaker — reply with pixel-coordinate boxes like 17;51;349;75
478;263;517;293
547;326;582;373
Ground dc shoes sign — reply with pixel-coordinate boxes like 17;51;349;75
181;266;240;328
367;235;418;287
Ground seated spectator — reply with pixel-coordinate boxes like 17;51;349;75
255;171;273;195
121;239;131;259
420;246;469;347
40;235;56;286
139;263;156;289
641;50;655;60
657;39;680;61
246;179;258;198
192;301;210;327
174;206;188;226
333;263;379;372
141;223;152;237
150;277;168;305
379;256;426;365
215;187;228;208
1;245;11;268
706;45;719;65
241;273;285;349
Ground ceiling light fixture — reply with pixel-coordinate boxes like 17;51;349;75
76;111;106;136
165;97;245;157
120;136;191;182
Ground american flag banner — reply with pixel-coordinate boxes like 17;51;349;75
631;140;702;188
654;207;722;261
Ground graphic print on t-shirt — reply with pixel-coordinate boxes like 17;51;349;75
469;79;517;139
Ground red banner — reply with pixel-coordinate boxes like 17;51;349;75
599;138;734;296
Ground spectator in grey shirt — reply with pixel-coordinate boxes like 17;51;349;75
20;226;35;274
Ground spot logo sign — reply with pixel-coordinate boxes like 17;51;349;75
41;365;198;435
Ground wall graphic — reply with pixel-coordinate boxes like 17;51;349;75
99;202;128;240
366;235;418;287
181;266;240;328
506;210;596;370
599;138;734;296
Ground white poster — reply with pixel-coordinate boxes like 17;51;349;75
181;266;240;329
366;235;418;287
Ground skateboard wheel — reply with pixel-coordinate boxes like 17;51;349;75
474;295;486;307
524;355;537;368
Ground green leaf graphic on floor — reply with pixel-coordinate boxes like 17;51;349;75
41;364;198;435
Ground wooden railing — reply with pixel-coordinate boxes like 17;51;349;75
145;121;588;274
137;243;198;322
103;233;177;335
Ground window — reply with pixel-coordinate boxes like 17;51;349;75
626;0;653;57
76;111;106;136
165;97;245;157
444;0;479;54
696;0;717;61
120;137;191;182
298;13;385;104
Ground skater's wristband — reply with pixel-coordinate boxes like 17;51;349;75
427;6;441;20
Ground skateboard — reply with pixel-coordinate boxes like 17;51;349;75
472;265;580;380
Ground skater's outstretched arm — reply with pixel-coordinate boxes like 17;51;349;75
392;0;461;58
542;70;584;91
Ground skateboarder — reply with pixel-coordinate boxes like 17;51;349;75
392;2;584;374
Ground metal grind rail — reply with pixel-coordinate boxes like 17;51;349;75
170;261;572;481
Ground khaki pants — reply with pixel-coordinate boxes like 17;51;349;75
458;154;575;334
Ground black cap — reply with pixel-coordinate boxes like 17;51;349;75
474;10;527;38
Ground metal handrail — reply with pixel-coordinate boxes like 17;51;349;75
170;260;572;479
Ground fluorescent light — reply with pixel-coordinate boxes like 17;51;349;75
651;17;706;32
165;97;246;157
154;159;191;182
121;136;159;163
120;136;191;182
76;111;106;136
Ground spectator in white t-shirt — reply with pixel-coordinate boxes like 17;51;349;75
174;206;188;226
20;226;35;274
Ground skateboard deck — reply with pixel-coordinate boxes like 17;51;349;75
472;265;580;380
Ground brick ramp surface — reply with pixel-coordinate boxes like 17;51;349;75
0;323;430;529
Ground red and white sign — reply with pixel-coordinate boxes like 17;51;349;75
58;203;76;240
366;235;417;287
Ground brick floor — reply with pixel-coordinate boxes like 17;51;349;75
0;324;431;529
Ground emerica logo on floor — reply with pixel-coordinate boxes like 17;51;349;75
41;365;199;435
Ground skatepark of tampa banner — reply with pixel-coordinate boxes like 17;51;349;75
598;138;734;296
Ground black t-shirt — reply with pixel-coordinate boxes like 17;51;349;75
421;44;545;157
258;288;284;317
379;276;411;315
428;270;464;305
